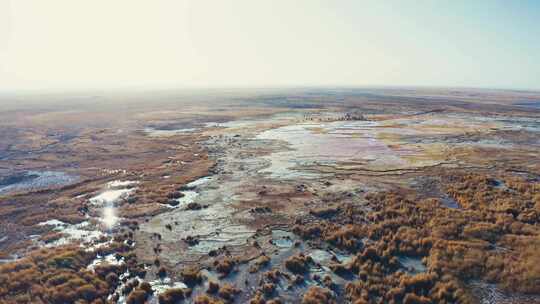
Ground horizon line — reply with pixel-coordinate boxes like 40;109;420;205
1;84;540;96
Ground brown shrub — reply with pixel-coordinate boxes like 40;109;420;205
157;266;168;278
181;267;202;286
250;255;271;273
301;286;335;304
139;281;152;294
284;253;312;274
399;273;437;295
0;246;117;304
248;291;265;304
215;258;236;277
217;283;240;301
293;224;322;239
292;275;304;285
324;224;365;250
500;235;540;294
403;293;430;304
329;262;351;276
75;284;98;301
194;294;224;304
462;222;501;242
105;272;119;285
261;283;276;296
263;269;282;283
322;275;334;288
126;288;150;304
207;281;220;294
310;206;340;218
158;288;186;304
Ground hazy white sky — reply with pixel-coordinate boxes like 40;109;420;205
1;0;539;91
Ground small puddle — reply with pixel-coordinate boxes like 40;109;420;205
37;220;106;247
87;253;124;271
111;274;188;304
487;178;509;191
166;176;212;209
332;251;354;264
148;277;188;294
440;195;460;209
186;176;213;187
309;249;335;264
398;256;427;274
271;230;295;248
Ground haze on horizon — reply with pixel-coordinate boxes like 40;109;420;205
0;0;539;93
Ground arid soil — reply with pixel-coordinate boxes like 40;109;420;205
0;88;539;304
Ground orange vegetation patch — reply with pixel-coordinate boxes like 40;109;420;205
0;246;119;304
292;172;540;303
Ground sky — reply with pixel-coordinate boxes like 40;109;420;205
0;0;539;92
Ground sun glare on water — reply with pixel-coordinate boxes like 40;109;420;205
102;206;118;229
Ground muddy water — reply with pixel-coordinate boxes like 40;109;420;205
138;138;262;262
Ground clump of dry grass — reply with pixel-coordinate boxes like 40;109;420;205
194;294;224;304
284;253;313;274
181;266;202;286
249;254;271;273
0;245;125;304
158;287;189;304
214;257;236;277
290;172;540;302
301;286;335;304
217;283;240;301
